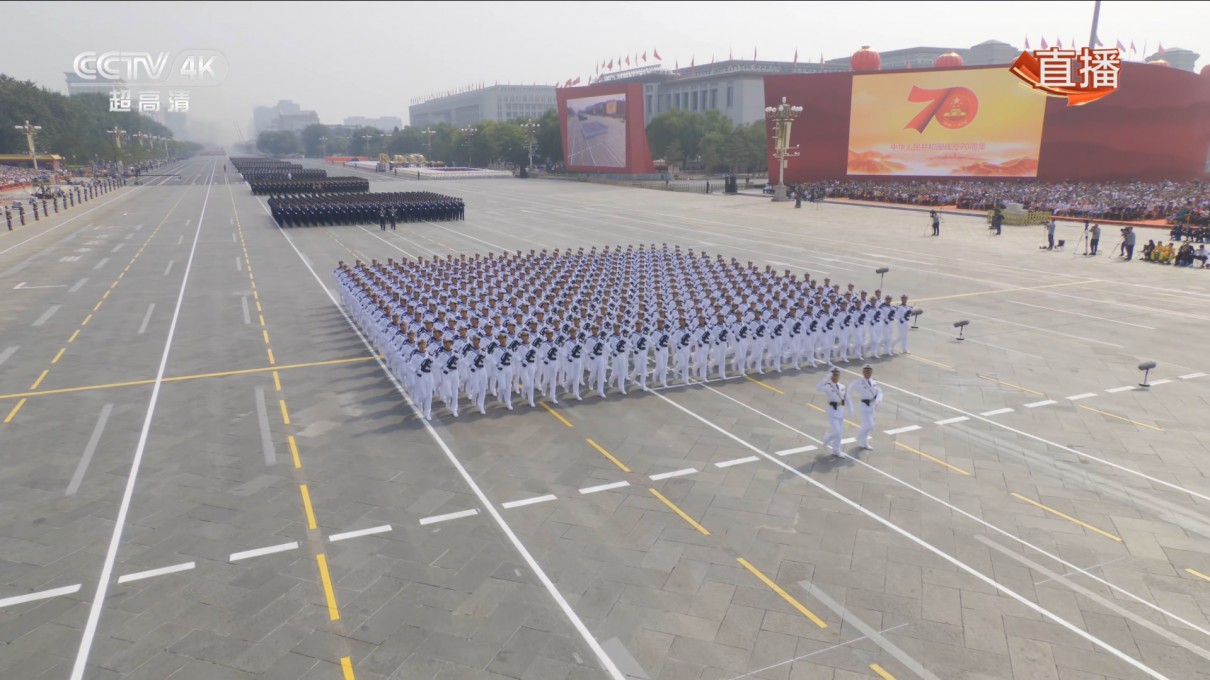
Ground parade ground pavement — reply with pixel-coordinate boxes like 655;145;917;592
2;157;1210;680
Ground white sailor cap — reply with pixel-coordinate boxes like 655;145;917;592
862;363;873;370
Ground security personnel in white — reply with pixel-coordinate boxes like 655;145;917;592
631;321;651;391
437;337;460;417
848;364;883;450
466;335;488;414
895;295;913;354
609;324;629;394
412;339;436;421
674;318;694;385
652;318;671;388
816;367;849;457
495;332;516;410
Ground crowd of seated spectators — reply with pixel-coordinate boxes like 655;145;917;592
0;165;53;190
822;179;1210;225
1140;240;1208;268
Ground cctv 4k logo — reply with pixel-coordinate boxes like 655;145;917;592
1010;46;1120;106
73;49;229;88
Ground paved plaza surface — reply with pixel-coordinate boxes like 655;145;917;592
1;157;1209;680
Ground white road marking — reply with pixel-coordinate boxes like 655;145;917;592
254;386;276;465
163;259;174;276
1006;300;1156;330
69;277;88;292
980;407;1014;416
0;346;17;368
110;243;123;253
840;437;856;444
419;508;479;525
1148;379;1172;386
934;416;969;425
231;232;237;244
66;404;113;496
1180;372;1206;380
1066;393;1097;401
501;494;558;509
775;445;817;456
269;199;628;680
137;304;155;335
116;561;195;584
0;584;82;610
579;480;630;495
645;385;1174;680
241;295;251;325
649;468;698;480
123;233;134;241
329;524;393;542
1105;386;1136;394
714;455;759;468
236;256;242;272
1023;399;1057;408
883;425;922;435
71;161;218;680
32;304;61;327
176;234;183;245
93;257;109;270
229;541;299;562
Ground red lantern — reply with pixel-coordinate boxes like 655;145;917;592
933;52;964;68
1201;64;1210;77
851;46;881;71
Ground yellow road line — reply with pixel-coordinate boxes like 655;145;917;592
279;399;290;425
340;657;355;680
258;314;266;327
745;375;785;395
315;553;340;621
1186;568;1210;583
977;374;1045;397
68;330;80;344
894;441;971;476
267;348;276;365
913;279;1098;303
288;435;301;468
540;401;573;428
102;289;110;298
30;369;49;391
586;438;631;472
299;484;318;529
807;402;825;413
1078;404;1164;433
262;329;270;345
255;301;262;313
81;314;92;326
51;348;66;364
1011;492;1122;542
3;398;26;423
649;489;710;535
272;371;281;392
870;663;896;680
0;356;380;401
806;401;858;427
736;557;828;629
92;300;103;312
904;353;953;370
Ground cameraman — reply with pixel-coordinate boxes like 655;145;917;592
1090;223;1101;255
1123;226;1136;260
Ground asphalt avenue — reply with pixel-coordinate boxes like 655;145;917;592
1;157;1209;680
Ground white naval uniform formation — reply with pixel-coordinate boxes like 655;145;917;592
334;244;912;422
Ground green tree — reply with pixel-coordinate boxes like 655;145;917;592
256;130;301;156
533;109;562;167
300;124;329;157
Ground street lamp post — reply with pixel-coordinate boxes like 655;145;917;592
422;127;436;160
460;126;478;167
763;97;803;202
107;127;126;162
520;119;540;171
13;120;42;173
318;136;328;159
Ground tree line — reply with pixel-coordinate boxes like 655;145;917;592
0;75;193;165
257;109;564;168
645;109;768;175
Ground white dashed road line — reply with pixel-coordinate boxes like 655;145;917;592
1106;386;1136;394
419;508;479;525
715;455;759;468
0;584;82;609
117;561;195;584
579;481;630;495
328;524;393;542
501;494;558;509
1066;393;1097;401
1148;379;1172;386
649;467;698;480
935;416;969;425
980;408;1014;417
1024;399;1057;408
776;445;817;456
229;541;299;562
93;257;109;270
1180;372;1206;380
884;425;922;435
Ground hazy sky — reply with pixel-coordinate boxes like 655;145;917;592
2;1;1206;145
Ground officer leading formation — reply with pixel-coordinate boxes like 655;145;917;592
334;244;913;421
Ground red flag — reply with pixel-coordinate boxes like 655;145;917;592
572;76;581;85
1041;37;1048;49
607;58;613;70
642;51;648;62
1025;36;1030;50
653;48;661;61
793;48;798;64
625;55;630;66
1157;42;1165;55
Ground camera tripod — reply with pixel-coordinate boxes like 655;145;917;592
1073;225;1092;258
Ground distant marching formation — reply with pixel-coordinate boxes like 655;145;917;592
334;244;915;420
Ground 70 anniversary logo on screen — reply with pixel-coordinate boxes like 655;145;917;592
72;49;229;113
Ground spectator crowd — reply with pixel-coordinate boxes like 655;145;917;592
822;179;1210;225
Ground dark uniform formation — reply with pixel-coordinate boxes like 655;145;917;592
268;192;465;227
248;176;370;195
334;244;914;420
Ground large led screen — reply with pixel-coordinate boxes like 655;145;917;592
565;93;629;168
847;69;1047;177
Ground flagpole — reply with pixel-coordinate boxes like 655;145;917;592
1088;0;1102;49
